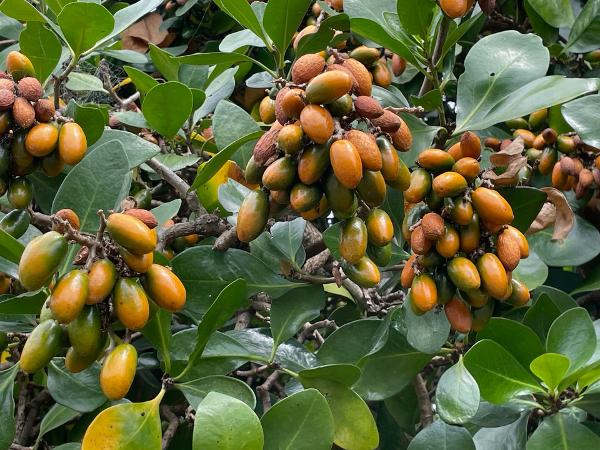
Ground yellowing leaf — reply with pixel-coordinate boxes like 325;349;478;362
81;389;164;450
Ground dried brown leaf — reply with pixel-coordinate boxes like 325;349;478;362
121;13;169;53
482;156;527;187
489;137;525;167
527;187;575;240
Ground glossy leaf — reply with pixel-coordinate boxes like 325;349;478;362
496;187;546;233
523;293;563;342
529;216;600;267
301;378;378;450
194;68;238;121
52;139;130;233
299;364;362;387
192;392;264;450
66;100;106;146
141;308;172;373
65;73;108;93
463;339;543;404
47;359;106;413
270;285;325;353
407;420;475;450
527;413;600;449
269;218;307;268
436;357;480;425
572;265;600;296
57;3;114;57
473;412;528;450
261;388;334;450
19;22;61;83
97;0;163;49
219;29;266;52
213;0;267;47
403;295;451;354
0;228;24;264
562;94;600;149
527;0;574;28
176;375;256;409
566;0;600;53
396;0;436;38
477;318;545;369
530;353;570;392
124;66;159;99
0;0;46;22
317;319;387;365
0;364;19;450
142;81;193;138
264;0;312;54
150;199;182;227
89;129;160;169
0;290;46;314
513;249;548;291
82;390;164;450
547;307;596;373
36;404;79;446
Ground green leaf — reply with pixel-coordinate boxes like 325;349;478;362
496;187;546;233
47;359;107;413
191;130;263;190
177;279;248;380
572;265;600;296
408;420;475;450
124;66;159;99
299;364;362;387
436;357;480;425
530;353;570;392
141;308;172;373
172;246;306;316
176;375;256;409
269;218;307;268
57;3;114;57
112;111;148;130
36;404;79;446
19;22;61;84
473;413;528;450
527;413;600;450
455;30;597;133
142;81;193;138
524;0;559;44
547;307;596;373
403;295;451;354
65;100;106;146
523;293;564;341
0;228;24;264
301;378;378;450
142;153;200;173
148;44;180;81
566;0;600;53
439;12;485;65
0;290;48;314
396;0;436;38
219;29;266;52
527;0;574;28
195;68;238;121
0;364;19;450
261;388;334;450
264;0;312;54
0;0;46;22
150;199;181;227
529;216;600;267
353;329;430;401
81;391;164;449
213;0;268;47
477;318;545;369
52;139;130;233
317;319;387;365
271;285;325;354
513;249;548;291
562;94;600;149
212;100;261;168
463;339;543;404
193;392;264;450
90;129;160;169
295;14;349;57
65;72;108;93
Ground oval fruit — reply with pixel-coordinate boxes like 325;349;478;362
65;346;98;374
507;279;530;306
411;274;437;313
366;209;394;247
447;257;481;291
460;131;481;159
504;225;529;258
259;96;276;124
245;156;266;185
452;157;480;182
19;231;67;291
237;190;269;243
262;156;297;191
7;177;33;209
450;198;473;226
87;259;117;304
343;256;380;288
327;94;353;116
144;264;186;312
435;270;456;305
68;305;103;358
58;122;87;165
462;288;489;308
290;183;321;212
436;225;460;258
471;301;493;332
298;143;330;185
471;187;514;225
278;124;303;155
401;254;417;289
324;173;356;218
106;213;157;255
330;139;363;189
6;51;35;80
445;297;472;333
305;70;353;104
25;123;59;157
368;243;392;267
341;58;372;96
496;229;521;271
291;53;325;84
477;253;509;299
357;170;386;207
340;217;368;264
460;214;481;254
418;149;455;172
440;0;469;18
100;343;138;401
300;104;334;144
404;168;431;203
345;129;382;171
120;246;154;273
50;269;89;324
432;172;468;198
411;225;432;255
113;278;150;330
377;136;400;181
20;320;62;373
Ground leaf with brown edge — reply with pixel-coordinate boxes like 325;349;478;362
81;389;164;450
489;137;525;167
528;188;575;240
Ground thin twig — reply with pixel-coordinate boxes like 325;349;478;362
161;406;181;450
413;373;433;428
257;370;281;412
213;227;238;252
158;215;227;246
298;320;337;343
